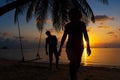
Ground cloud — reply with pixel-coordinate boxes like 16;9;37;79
87;27;92;32
0;36;39;49
35;37;39;40
14;36;24;40
47;28;56;32
95;15;114;22
0;37;19;49
0;32;11;37
118;29;120;31
98;25;110;29
107;32;114;34
45;20;53;23
107;31;117;38
0;36;4;41
93;42;120;48
36;19;52;24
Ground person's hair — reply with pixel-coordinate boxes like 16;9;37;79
68;8;82;21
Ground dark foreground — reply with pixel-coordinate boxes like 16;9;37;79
0;60;120;80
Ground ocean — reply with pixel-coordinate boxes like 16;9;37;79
0;48;120;67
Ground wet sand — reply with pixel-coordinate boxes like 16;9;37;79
0;60;120;80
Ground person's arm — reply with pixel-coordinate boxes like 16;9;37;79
55;36;58;46
58;27;67;56
45;38;48;55
83;24;91;56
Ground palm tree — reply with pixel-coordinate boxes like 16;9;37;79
0;0;108;31
0;0;31;16
0;0;108;61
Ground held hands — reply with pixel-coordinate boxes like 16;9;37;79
46;52;48;55
58;48;62;56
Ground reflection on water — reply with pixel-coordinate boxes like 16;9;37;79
0;48;120;67
83;48;120;66
81;48;87;66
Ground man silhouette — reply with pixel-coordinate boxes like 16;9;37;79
45;31;59;70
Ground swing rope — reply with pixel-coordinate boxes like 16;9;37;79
36;30;42;59
17;18;42;61
17;18;24;62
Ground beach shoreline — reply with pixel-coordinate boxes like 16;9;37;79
0;60;120;80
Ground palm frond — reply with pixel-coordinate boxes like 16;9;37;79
80;0;95;22
14;0;30;23
26;0;37;22
51;0;71;31
14;6;24;23
6;0;108;31
34;0;41;15
35;0;48;31
51;0;61;31
6;0;15;3
71;0;95;23
59;0;69;29
98;0;108;4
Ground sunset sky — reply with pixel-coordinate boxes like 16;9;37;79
0;0;120;48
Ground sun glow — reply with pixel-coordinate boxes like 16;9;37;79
84;40;87;48
82;39;88;65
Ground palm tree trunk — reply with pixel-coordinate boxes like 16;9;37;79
0;0;31;16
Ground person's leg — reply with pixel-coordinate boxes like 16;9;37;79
69;59;81;80
49;52;53;70
69;61;77;80
54;48;59;69
66;46;83;80
75;61;81;72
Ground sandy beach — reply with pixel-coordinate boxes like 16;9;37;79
0;60;120;80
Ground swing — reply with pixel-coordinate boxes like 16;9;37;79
17;18;42;62
26;31;42;62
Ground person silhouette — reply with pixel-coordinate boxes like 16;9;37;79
58;8;91;80
45;31;59;70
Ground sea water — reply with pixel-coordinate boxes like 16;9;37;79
0;48;120;67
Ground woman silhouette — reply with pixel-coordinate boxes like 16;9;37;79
58;8;91;80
